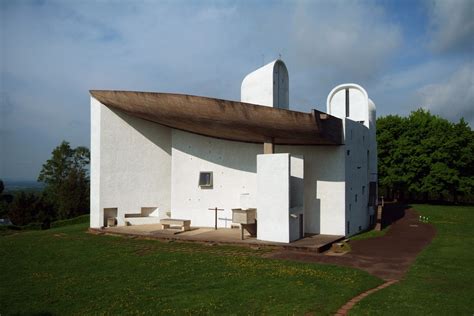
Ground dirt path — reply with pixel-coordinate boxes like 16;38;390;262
267;207;436;280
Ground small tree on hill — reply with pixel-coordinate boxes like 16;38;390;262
38;141;90;220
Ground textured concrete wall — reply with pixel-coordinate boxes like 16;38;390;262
90;98;172;228
170;129;346;236
344;119;370;235
170;129;261;228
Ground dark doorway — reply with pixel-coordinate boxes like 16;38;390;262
299;214;304;239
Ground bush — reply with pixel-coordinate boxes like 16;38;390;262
21;222;43;230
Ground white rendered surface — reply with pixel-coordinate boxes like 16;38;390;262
289;155;304;241
277;145;346;236
327;83;370;128
344;119;371;235
170;129;347;236
257;154;290;243
90;97;172;228
241;59;289;109
170;129;261;228
326;83;378;235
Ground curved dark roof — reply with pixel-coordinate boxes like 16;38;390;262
90;90;343;145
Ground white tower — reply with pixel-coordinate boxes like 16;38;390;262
241;59;289;109
326;83;377;187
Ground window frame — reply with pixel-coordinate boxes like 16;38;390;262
198;171;213;188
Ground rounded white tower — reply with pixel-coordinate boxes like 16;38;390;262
241;59;289;109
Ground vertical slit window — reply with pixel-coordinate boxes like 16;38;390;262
345;88;350;117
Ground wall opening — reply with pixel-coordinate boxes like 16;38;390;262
345;88;350;117
103;208;118;227
199;171;213;188
369;182;377;206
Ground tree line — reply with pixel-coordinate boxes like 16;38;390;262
378;109;473;203
0;141;89;228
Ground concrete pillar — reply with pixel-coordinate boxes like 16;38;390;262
263;137;274;154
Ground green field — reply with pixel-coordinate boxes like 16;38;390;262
350;204;474;315
0;223;381;315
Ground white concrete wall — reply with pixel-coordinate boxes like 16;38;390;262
170;129;261;228
90;98;102;228
368;98;378;185
170;130;347;237
326;83;377;235
277;145;346;236
257;154;290;243
344;119;370;235
327;83;370;128
241;59;289;109
289;155;304;241
90;98;172;228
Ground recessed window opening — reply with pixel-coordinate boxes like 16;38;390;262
362;186;365;195
199;171;213;188
355;194;358;202
347;150;350;156
345;89;350;117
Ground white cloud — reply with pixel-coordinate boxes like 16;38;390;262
417;63;474;124
289;1;402;81
427;0;474;54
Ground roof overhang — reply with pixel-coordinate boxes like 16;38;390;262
90;90;343;145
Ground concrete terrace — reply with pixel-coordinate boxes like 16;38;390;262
92;225;344;253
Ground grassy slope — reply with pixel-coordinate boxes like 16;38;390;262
350;226;389;241
350;204;474;315
0;224;381;315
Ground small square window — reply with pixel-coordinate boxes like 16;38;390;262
199;172;213;187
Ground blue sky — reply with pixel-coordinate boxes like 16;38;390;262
1;0;473;181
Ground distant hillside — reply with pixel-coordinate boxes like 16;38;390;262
2;180;45;193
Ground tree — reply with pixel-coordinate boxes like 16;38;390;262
8;192;39;226
377;109;474;203
38;141;90;220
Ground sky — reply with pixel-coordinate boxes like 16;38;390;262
1;0;473;181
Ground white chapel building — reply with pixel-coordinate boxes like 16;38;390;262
90;59;378;243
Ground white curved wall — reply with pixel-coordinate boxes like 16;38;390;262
327;83;370;128
170;130;261;228
368;98;377;184
241;59;289;109
90;98;172;228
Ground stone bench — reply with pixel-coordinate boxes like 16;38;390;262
160;219;191;232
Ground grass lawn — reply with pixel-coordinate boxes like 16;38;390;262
350;226;389;241
1;223;382;315
350;204;474;315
